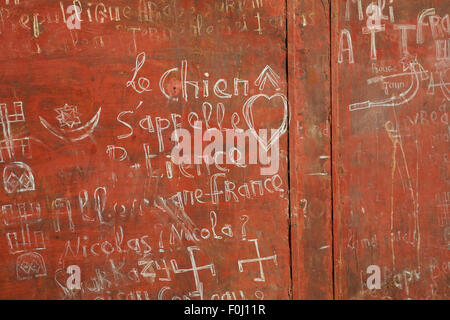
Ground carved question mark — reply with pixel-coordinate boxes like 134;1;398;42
240;215;249;240
299;199;308;218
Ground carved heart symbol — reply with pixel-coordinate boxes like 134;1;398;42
242;93;288;151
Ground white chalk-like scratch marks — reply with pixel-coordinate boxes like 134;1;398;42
242;93;288;151
39;107;101;142
349;56;428;111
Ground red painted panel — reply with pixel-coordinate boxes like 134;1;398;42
332;0;449;299
288;0;333;299
0;0;291;299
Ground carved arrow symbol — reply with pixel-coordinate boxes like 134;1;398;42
254;65;281;91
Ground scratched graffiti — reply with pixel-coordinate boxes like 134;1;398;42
0;0;448;300
0;0;291;300
334;0;449;300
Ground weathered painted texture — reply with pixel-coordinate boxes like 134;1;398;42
0;0;291;299
332;0;449;299
288;0;333;299
0;0;448;300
